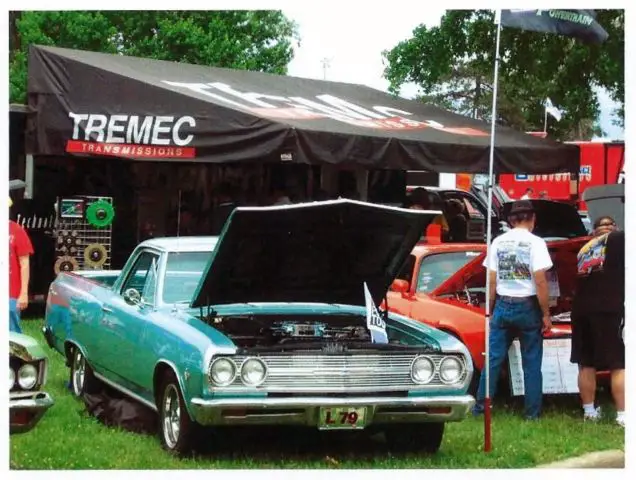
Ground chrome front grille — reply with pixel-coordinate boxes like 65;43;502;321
212;353;468;393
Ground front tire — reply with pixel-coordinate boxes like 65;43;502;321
158;370;199;455
384;422;445;453
69;347;100;397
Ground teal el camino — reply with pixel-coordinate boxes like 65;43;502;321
43;199;475;454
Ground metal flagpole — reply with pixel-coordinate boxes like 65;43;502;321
484;9;503;453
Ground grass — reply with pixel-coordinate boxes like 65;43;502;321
10;318;624;469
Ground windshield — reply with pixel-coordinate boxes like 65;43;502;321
417;250;482;293
162;252;213;304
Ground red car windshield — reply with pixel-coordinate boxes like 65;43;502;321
417;251;482;293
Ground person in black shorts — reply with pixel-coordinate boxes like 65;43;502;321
571;227;624;427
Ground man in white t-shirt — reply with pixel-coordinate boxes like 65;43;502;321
521;188;534;200
472;200;553;420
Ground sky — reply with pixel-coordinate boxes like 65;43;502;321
283;6;624;140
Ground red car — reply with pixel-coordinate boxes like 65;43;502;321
386;200;599;391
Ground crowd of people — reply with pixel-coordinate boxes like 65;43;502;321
403;187;468;242
472;200;625;427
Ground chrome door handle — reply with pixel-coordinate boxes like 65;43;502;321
102;306;113;313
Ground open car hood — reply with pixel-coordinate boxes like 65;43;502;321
431;251;487;297
583;184;624;230
191;199;439;308
502;199;588;239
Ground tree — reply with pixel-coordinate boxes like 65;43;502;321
10;10;299;104
383;10;624;141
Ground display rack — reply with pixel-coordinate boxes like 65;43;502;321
54;196;114;274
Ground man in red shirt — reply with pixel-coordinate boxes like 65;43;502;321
9;197;34;333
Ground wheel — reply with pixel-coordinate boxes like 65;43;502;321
69;347;100;397
384;422;445;453
158;370;200;455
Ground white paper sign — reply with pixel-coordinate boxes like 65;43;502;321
508;338;579;396
546;269;560;307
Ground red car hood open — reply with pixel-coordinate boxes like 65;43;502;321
431;251;487;297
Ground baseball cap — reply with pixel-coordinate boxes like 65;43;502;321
508;200;535;215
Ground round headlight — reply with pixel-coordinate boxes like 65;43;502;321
18;364;38;390
10;368;15;390
439;356;464;384
411;356;435;384
209;358;237;386
240;358;267;386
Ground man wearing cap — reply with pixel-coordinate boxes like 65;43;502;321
473;200;553;420
9;196;34;333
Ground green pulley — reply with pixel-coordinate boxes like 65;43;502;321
86;200;115;228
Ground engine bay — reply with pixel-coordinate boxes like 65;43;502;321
202;313;372;348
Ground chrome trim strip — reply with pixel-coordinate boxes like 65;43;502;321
93;371;158;412
192;394;473;409
189;394;475;427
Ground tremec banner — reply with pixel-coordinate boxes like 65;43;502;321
26;45;579;174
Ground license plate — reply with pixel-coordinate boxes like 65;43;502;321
318;406;367;430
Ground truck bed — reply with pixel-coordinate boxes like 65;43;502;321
71;270;121;287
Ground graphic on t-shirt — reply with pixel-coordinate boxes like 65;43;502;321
497;240;532;280
577;233;609;276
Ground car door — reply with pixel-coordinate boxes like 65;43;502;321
97;249;161;392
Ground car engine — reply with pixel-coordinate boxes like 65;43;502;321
201;313;374;350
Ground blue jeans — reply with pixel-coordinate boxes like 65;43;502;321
473;297;544;419
9;299;22;333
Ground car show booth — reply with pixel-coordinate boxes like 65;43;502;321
16;44;580;282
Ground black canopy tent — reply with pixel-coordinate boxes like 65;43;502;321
26;45;579;174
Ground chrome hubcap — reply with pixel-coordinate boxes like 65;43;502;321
72;351;86;396
162;384;181;449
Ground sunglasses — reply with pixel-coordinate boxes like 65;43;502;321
596;222;616;228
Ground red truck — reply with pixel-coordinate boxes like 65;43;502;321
498;141;625;210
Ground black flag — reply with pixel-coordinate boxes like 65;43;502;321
500;10;609;44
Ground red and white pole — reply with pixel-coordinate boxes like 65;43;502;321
483;10;503;453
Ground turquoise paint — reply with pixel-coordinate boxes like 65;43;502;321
45;243;467;419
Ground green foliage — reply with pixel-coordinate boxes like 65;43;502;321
9;10;299;104
383;10;624;140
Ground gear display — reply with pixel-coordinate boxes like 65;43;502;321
84;243;108;269
86;199;115;228
57;230;80;248
54;255;80;274
54;196;114;272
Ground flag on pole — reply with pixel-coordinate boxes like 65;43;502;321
364;282;388;344
544;98;562;121
500;10;609;44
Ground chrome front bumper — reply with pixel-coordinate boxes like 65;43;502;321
10;391;54;434
190;394;475;427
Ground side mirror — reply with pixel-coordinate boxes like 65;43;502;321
391;279;410;294
123;288;142;306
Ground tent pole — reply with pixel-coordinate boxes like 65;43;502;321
543;108;548;134
484;10;502;454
